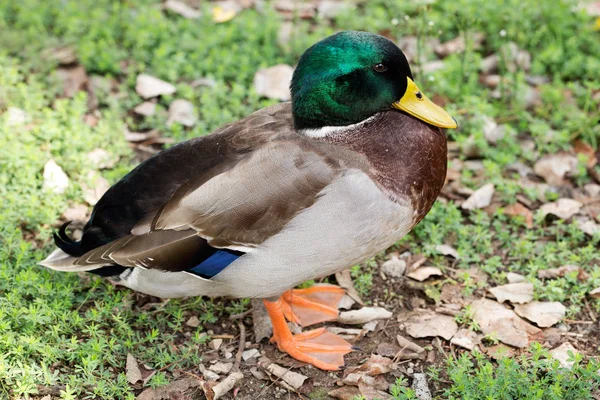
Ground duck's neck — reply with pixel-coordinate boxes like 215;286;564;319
323;111;448;223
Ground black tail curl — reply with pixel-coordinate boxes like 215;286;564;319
53;222;84;257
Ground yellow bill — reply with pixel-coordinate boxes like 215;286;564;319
392;77;458;129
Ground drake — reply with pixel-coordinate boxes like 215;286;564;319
41;31;457;371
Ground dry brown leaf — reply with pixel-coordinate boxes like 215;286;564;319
164;0;202;19
461;183;495;210
62;204;88;222
56;65;88;98
537;264;585;280
435;244;460;259
317;0;351;18
513;301;566;327
126;353;142;384
396;334;425;353
540;198;582;220
381;255;406;278
43;160;69;194
124;129;160;142
577;219;600;236
450;328;481;350
506;272;526;283
471;299;541;348
482;116;506;144
435;33;484;57
503;203;533;228
133;102;156;117
573;140;597;168
343;355;394;390
46;46;77;65
485;344;515;360
136;74;176;99
253;64;293;101
402;310;458;340
211;372;243;399
167;99;197;127
589;287;600;298
407;266;443;282
489;282;533;304
329;386;361;400
358;379;391;400
534;153;578;186
335;269;364;305
87;148;117;169
338;307;392;325
264;363;307;391
549;342;580;369
137;377;202;400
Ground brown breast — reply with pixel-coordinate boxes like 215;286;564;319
324;110;447;225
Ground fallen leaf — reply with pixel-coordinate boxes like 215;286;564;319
56;65;88;97
82;171;110;206
124;129;160;142
577;219;600;236
329;386;361;400
537;264;584;280
534;153;578;186
164;0;202;19
589;287;600;298
46;46;77;65
471;299;541;348
482;116;506;144
87;148;117;169
506;272;526;283
461;183;495;210
412;373;432;400
137;377;202;400
167;99;197;127
485;344;515;360
407;266;443;282
62;204;88;222
402;310;458;340
317;0;350;18
503;203;534;228
435;244;460;259
337;307;392;325
209;362;232;374
43;160;69;194
435;33;484;57
133;102;156;117
136;74;176;99
358;380;391;400
549;342;580;369
253;64;294;101
335;269;364;305
513;301;566;327
264;363;307;391
212;6;237;23
573;140;597;168
381;255;406;278
126;353;142;384
540;198;582;220
489;282;533;304
251;298;272;343
6;107;28;126
450;328;481;350
396;334;425;353
338;294;355;310
211;372;243;399
342;355;394;390
199;364;220;381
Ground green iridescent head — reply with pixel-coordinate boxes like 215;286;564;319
291;31;457;131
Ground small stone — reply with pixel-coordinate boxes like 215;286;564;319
209;338;223;350
242;348;260;361
506;272;526;283
186;316;200;327
43;159;69;194
133;101;156;117
167;99;197;127
135;74;176;99
209;361;233;374
381;256;407;277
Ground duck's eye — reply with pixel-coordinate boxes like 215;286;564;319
373;63;387;72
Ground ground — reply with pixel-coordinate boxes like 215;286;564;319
1;0;600;399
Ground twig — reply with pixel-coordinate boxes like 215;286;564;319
233;322;246;372
229;308;253;320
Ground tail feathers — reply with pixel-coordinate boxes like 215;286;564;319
53;221;84;257
40;247;110;272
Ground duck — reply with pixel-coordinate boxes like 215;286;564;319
41;30;457;371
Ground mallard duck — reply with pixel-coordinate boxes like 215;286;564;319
41;31;457;370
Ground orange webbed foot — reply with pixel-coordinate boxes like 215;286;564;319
280;284;345;327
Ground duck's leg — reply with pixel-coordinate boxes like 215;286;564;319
263;297;354;371
280;284;345;327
